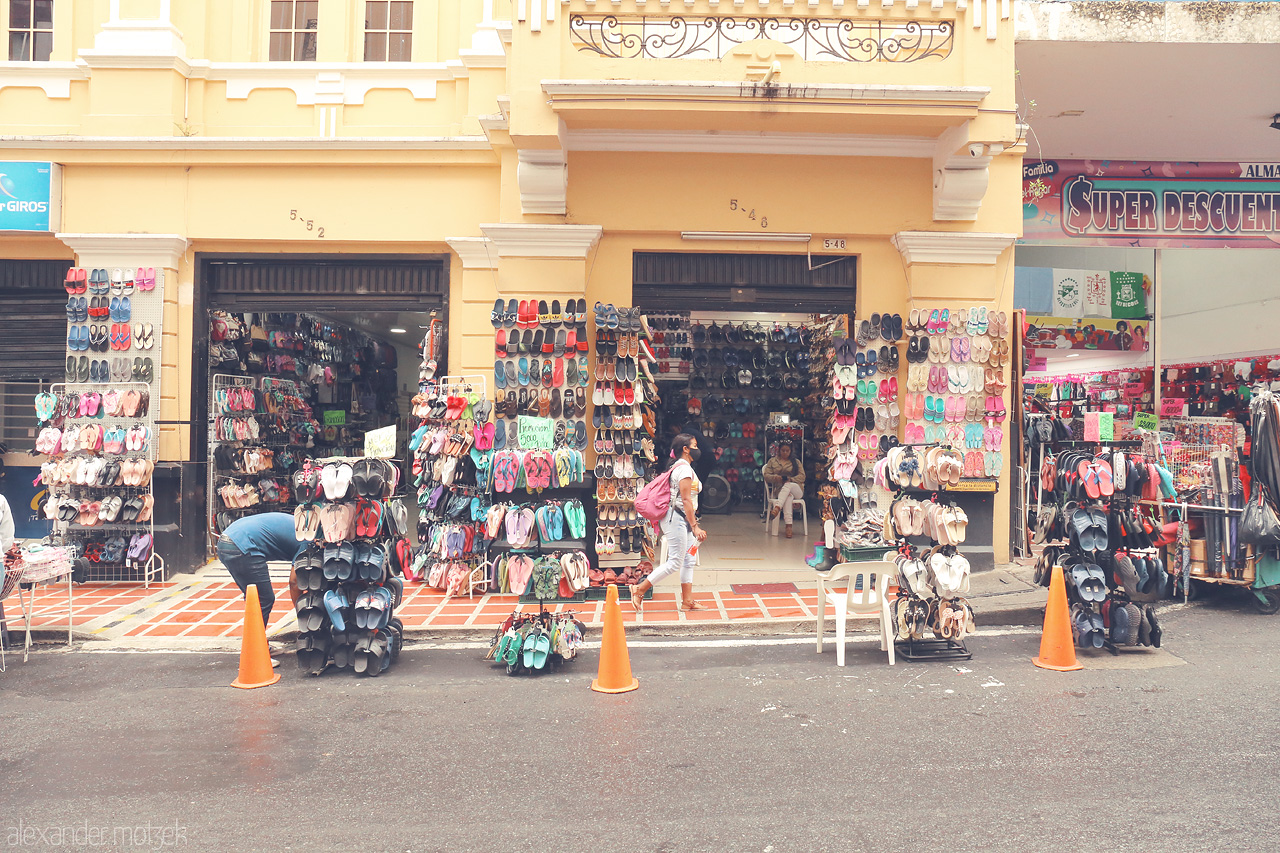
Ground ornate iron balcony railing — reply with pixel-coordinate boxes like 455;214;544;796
569;15;955;63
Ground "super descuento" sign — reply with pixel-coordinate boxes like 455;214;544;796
1063;176;1280;238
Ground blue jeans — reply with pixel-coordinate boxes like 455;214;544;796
646;514;696;585
217;535;275;626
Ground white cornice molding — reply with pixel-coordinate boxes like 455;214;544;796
479;224;603;259
0;135;491;151
891;231;1016;266
0;62;86;98
565;128;937;158
56;233;190;270
446;238;499;269
543;80;990;105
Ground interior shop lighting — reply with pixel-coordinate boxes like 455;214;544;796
680;231;813;243
389;327;407;334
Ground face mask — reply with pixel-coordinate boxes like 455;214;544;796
688;448;702;462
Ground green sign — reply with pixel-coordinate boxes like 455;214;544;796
323;410;346;426
517;415;555;450
1133;412;1158;431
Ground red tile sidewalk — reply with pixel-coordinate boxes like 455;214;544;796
7;575;828;644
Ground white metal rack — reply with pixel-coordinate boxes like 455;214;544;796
48;381;163;586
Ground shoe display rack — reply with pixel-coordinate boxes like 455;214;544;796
674;314;817;510
291;457;409;676
877;445;978;661
36;381;162;585
487;607;587;675
50;266;164;583
492;298;590;451
1030;432;1173;649
408;374;495;598
902;308;1009;479
646;311;691;382
209;310;399;456
592;303;660;588
207;373;318;548
841;313;902;479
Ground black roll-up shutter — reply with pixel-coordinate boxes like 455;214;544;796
206;257;447;307
0;259;73;381
633;252;856;313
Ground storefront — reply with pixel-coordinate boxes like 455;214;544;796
6;1;1021;612
1015;158;1280;629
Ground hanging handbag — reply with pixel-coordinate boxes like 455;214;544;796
1240;485;1280;548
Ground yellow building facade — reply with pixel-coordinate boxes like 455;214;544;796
0;0;1022;572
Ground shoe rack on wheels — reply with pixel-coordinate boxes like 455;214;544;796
207;373;314;555
48;381;164;586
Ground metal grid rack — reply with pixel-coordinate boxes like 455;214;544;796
207;373;314;556
47;381;163;585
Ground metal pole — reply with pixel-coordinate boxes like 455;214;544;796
1153;248;1163;418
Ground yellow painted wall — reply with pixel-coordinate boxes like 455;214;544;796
0;0;1022;560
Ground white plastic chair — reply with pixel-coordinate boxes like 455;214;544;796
815;561;896;666
763;472;809;537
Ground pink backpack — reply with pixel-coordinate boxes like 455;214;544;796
635;468;675;528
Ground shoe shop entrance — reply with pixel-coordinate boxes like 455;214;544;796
633;251;855;579
194;254;448;556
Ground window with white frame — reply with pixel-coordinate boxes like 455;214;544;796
364;1;412;62
8;0;53;61
269;0;318;62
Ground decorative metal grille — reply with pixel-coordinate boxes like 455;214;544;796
569;15;954;63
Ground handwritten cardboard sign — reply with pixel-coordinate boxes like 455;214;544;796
517;415;555;450
1160;397;1186;418
1133;412;1158;431
364;425;396;458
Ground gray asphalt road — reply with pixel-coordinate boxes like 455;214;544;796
3;598;1279;853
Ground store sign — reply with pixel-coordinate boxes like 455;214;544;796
363;425;396;458
1022;160;1280;248
1160;397;1186;418
1133;412;1159;431
517;415;555;450
323;410;346;426
0;161;61;232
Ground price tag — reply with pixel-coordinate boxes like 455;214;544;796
323;410;346;426
1034;383;1052;400
1098;412;1114;441
1133;411;1158;431
1160;397;1185;418
363;424;396;458
517;415;555;450
948;480;998;493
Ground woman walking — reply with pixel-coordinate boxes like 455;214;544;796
763;440;805;538
632;433;707;613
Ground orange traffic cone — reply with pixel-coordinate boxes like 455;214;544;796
1033;563;1083;672
231;586;281;689
591;584;639;694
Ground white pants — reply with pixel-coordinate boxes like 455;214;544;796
647;514;695;585
775;482;803;524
